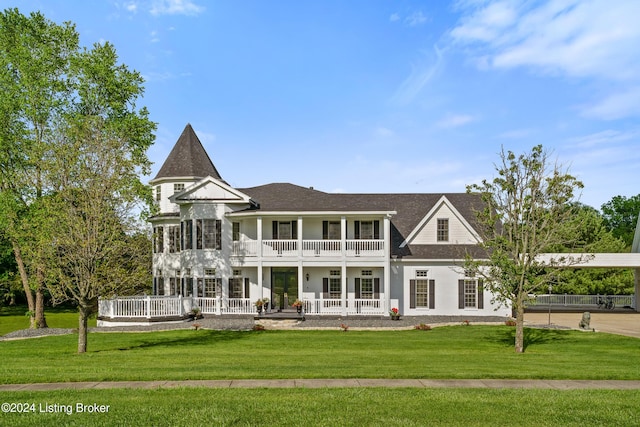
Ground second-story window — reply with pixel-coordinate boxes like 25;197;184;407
155;186;161;202
354;220;380;239
173;183;184;194
272;221;297;240
196;219;222;250
168;225;181;253
437;218;449;242
322;221;341;240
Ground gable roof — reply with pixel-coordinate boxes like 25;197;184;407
151;124;224;183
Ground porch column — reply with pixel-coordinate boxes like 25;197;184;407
298;216;303;258
635;268;639;312
341;262;347;316
341;216;348;316
258;264;263;300
298;261;304;304
257;216;263;257
384;214;391;314
341;216;346;257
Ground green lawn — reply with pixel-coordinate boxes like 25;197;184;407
1;327;638;384
2;323;639;425
0;388;638;426
0;305;96;336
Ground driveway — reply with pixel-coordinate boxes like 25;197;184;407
524;311;640;338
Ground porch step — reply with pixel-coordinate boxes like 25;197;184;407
254;318;304;329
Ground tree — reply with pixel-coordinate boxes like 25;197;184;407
0;9;155;350
601;194;640;248
0;8;80;328
43;40;155;353
466;145;588;353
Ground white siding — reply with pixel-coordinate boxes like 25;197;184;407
410;202;477;245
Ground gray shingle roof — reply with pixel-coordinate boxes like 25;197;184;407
152;124;224;182
238;183;486;259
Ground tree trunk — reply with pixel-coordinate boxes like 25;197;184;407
78;304;90;354
11;239;36;329
35;285;48;328
514;292;525;353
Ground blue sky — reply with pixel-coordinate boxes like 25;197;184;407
6;0;640;210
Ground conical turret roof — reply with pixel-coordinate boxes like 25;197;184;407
151;124;224;182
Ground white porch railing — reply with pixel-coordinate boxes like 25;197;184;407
346;240;384;256
99;296;386;319
262;239;297;257
302;240;341;256
526;294;635;309
229;239;385;258
303;298;385;315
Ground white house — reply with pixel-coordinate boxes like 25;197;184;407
142;124;510;319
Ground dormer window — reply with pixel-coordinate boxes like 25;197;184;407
174;183;184;194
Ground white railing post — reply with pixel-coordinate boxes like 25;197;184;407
216;296;221;315
146;295;151;319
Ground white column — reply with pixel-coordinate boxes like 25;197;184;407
257;216;263;257
341;216;348;316
341;216;346;257
384;214;391;314
297;216;303;257
635;268;639;312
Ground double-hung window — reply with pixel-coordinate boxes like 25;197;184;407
437;218;449;242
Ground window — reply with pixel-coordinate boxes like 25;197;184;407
464;279;477;308
437;218;449;242
156;277;164;295
173;183;184;194
323;221;341;239
204;278;217;297
204;268;216;276
183;220;193;250
156;186;161;202
354;220;380;239
329;278;341;299
414;270;429;307
232;222;240;241
169;277;177;295
360;278;373;299
153;226;164;253
459;278;483;309
168;225;180;253
196;219;222;249
272;220;297;240
229;278;243;298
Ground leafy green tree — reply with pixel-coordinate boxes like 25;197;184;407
466;145;588;353
0;8;79;328
0;9;155;350
601;194;640;248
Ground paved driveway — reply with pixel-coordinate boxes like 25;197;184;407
525;312;640;338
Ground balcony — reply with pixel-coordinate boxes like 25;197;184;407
231;239;385;258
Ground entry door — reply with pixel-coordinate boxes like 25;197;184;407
271;268;298;310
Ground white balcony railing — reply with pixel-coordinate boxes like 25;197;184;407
230;239;385;258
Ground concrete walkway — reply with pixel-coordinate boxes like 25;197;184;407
2;379;640;392
524;312;640;338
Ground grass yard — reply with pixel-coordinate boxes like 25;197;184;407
0;326;638;384
0;387;638;426
0;305;96;336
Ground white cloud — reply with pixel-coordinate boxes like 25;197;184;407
389;13;400;22
450;0;640;81
150;0;204;16
150;30;160;43
405;11;428;27
580;87;640;120
565;129;640;149
436;113;476;128
391;45;443;105
125;2;139;13
373;126;394;137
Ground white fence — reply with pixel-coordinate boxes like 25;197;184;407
99;296;386;319
526;294;635;309
229;239;385;258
